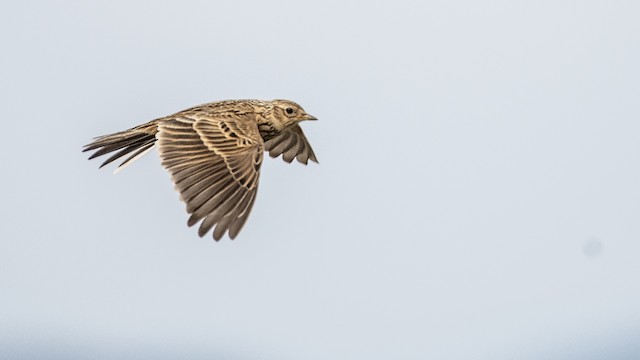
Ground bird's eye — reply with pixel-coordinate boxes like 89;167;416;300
285;108;294;115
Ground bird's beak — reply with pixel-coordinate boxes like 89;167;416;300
302;113;317;121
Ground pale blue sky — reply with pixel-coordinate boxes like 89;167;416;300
1;1;639;359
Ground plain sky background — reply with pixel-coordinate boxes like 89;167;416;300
1;1;639;359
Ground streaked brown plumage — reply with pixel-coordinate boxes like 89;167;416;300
84;99;318;240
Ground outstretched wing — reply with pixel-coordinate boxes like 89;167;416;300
157;113;263;240
263;124;318;164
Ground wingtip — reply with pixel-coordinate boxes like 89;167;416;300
309;152;318;164
188;215;199;228
294;154;319;165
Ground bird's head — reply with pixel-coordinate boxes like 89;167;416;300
271;99;317;128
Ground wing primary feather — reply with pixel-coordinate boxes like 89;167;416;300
200;188;246;239
183;169;233;211
187;178;235;227
228;188;258;239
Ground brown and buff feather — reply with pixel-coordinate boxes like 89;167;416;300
84;99;317;240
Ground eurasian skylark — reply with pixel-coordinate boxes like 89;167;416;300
84;99;318;240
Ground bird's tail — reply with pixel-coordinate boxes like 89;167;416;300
83;120;159;173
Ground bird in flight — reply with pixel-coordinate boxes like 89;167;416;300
84;99;318;240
